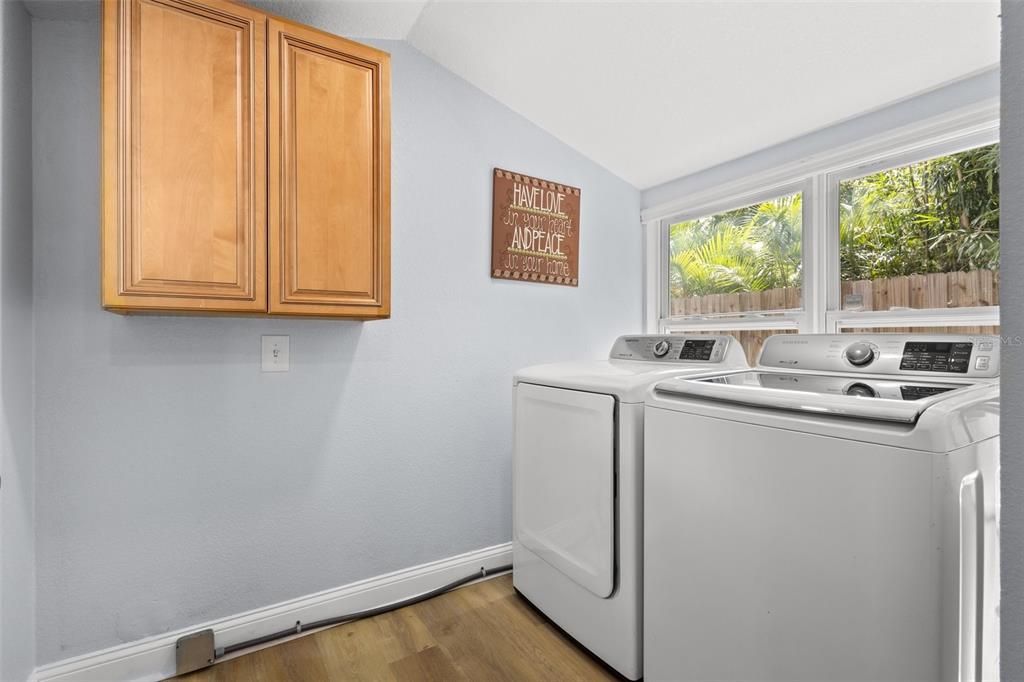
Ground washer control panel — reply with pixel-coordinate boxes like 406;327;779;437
610;335;734;363
758;334;1000;378
899;341;973;374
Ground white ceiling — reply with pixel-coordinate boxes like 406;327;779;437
247;0;428;40
21;0;428;38
24;0;1000;189
405;1;1001;189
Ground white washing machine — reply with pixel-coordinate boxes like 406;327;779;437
513;334;748;680
644;333;1000;682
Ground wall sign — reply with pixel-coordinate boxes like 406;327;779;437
491;168;580;286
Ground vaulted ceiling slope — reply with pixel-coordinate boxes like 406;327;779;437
23;0;1000;190
247;0;429;40
406;1;1000;189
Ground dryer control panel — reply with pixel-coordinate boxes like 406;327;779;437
610;335;736;363
758;334;1000;378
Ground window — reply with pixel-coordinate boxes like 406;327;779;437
650;111;999;363
668;191;803;317
838;143;999;312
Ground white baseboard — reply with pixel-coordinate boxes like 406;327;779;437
33;543;513;682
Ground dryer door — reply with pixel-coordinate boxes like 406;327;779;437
514;383;615;598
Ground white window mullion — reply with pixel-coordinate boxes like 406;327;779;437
823;169;843;332
643;219;664;333
802;174;827;334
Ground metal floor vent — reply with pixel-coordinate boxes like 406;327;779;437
176;629;215;675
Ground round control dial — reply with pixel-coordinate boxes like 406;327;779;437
652;340;671;358
844;342;877;367
844;382;877;398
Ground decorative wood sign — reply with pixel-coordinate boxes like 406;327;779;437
491;168;580;286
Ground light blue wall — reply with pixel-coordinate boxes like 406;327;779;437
30;21;642;662
641;69;999;210
0;2;35;680
999;3;1022;680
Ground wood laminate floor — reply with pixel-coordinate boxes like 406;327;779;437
175;574;622;681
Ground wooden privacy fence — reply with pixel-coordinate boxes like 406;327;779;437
670;269;1000;317
671;270;1000;364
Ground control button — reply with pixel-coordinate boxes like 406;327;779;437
975;356;991;371
845;342;876;367
979;341;994;352
845;382;877;398
652;340;671;358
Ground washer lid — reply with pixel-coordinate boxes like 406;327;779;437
515;361;723;403
514;335;749;403
655;370;984;424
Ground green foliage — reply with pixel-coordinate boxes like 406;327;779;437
669;193;802;297
839;143;999;280
669;143;999;299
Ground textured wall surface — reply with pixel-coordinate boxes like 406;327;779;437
31;21;642;662
999;3;1023;679
0;2;35;680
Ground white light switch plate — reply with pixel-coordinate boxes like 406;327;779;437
261;335;289;372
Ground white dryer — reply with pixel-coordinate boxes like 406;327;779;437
513;334;748;680
644;334;1000;682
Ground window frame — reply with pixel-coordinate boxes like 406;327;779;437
645;102;1000;342
824;130;1000;331
659;178;812;335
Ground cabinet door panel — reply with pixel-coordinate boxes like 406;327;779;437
102;0;267;312
269;20;390;318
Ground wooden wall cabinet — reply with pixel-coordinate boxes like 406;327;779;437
101;0;391;319
268;19;391;317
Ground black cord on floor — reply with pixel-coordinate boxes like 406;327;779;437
216;564;513;659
